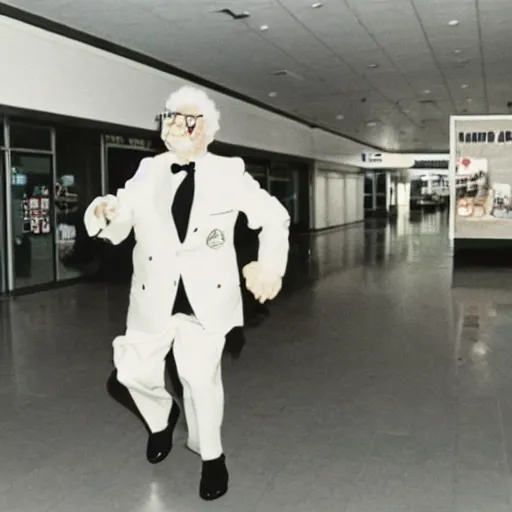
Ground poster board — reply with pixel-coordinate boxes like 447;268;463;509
449;116;512;240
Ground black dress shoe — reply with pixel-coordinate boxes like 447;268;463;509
146;401;181;464
199;454;229;501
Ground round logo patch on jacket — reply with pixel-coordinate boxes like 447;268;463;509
206;229;225;249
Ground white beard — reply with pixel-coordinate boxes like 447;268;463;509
165;136;195;154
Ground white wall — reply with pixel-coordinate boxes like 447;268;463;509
0;16;372;163
314;164;364;230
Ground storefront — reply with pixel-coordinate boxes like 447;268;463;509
0;115;312;294
0;117;102;293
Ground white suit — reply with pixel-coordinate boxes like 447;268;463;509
84;151;290;460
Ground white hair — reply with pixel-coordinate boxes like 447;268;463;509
165;86;220;139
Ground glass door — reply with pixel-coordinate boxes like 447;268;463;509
10;152;55;289
0;151;6;293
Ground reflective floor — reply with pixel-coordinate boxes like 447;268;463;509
2;211;512;511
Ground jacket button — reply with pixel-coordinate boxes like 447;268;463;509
149;256;152;261
142;285;145;290
193;228;198;232
217;284;221;288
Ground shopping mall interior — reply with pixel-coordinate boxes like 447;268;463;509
2;0;512;510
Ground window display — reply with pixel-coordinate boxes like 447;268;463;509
10;153;55;289
450;117;512;239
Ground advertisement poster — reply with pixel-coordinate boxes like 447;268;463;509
452;117;512;239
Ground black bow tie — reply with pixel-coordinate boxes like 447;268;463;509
171;162;195;174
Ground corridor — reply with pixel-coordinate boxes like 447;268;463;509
1;211;511;512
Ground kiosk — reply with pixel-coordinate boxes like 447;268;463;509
450;115;512;267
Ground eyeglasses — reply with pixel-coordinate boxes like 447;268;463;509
155;111;204;130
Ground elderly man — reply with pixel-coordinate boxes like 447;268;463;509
84;85;290;501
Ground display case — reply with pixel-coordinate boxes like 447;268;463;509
449;115;512;267
449;115;512;241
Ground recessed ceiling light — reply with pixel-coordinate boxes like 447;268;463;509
268;92;277;97
312;2;323;8
423;89;431;94
461;84;469;89
467;98;473;103
449;20;459;26
336;114;345;120
367;63;379;69
454;49;461;54
366;121;377;127
260;24;269;31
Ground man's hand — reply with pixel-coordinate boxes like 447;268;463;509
94;196;119;222
242;261;282;303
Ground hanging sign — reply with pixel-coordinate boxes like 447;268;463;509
361;152;383;163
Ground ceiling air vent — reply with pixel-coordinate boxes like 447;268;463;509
272;69;304;81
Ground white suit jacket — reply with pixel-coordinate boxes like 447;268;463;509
84;151;290;335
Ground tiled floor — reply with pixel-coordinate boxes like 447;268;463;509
2;210;512;511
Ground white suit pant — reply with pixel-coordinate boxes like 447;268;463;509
113;314;226;461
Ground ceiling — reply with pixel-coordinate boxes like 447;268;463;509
2;0;511;152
